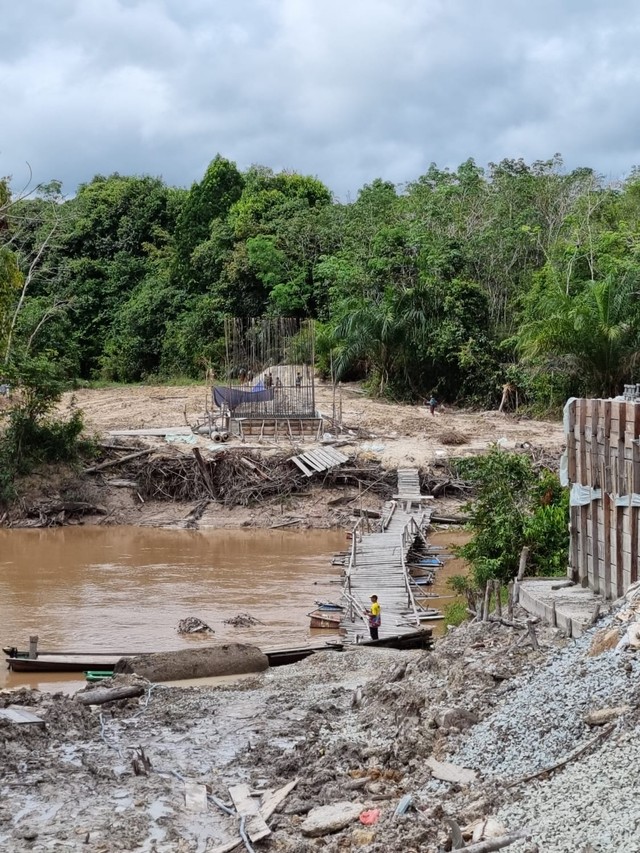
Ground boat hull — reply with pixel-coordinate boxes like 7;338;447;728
309;614;341;629
4;644;345;673
5;654;124;673
358;628;433;651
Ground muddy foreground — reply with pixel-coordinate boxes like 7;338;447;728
3;594;639;852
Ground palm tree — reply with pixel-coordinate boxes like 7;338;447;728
332;294;405;395
518;272;640;397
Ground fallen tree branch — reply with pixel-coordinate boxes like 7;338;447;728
506;723;615;788
84;448;154;474
75;685;146;706
462;828;530;852
430;515;470;525
488;615;526;630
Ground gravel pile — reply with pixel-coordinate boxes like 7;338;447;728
445;583;640;853
453;635;639;778
498;727;640;852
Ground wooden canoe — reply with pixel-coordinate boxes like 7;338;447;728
3;643;345;673
307;609;342;629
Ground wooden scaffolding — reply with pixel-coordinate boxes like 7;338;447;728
214;317;321;440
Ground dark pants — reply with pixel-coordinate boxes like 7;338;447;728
369;625;379;640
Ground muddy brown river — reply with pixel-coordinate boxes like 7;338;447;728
0;527;346;691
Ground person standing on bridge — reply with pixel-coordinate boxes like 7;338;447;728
367;595;381;640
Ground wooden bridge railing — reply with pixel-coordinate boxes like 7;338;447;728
400;514;428;627
344;516;366;621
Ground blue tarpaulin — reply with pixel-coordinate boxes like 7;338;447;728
213;385;274;410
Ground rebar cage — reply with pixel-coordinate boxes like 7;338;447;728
215;317;316;419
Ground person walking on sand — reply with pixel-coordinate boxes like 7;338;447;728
366;594;381;640
427;395;438;416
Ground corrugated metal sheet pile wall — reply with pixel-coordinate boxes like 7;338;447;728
566;398;640;598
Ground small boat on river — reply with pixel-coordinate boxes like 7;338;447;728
307;608;342;629
3;647;136;673
314;600;344;612
3;643;345;673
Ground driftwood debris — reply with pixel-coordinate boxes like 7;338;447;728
224;613;262;627
29;501;107;517
430;514;470;525
526;619;540;650
461;829;530;852
259;779;298;820
184;499;210;527
84;448;154;474
177;616;214;635
75;684;146;706
211;779;298;853
352;508;382;519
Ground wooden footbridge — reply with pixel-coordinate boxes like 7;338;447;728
340;468;438;641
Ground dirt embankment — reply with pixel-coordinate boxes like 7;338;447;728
6;382;564;529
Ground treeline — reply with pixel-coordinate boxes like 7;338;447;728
3;153;640;410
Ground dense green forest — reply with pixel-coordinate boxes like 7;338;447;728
2;153;640;410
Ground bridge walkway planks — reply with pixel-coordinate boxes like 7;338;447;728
340;468;435;642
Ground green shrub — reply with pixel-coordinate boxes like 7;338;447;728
443;600;468;626
0;353;94;505
454;447;569;586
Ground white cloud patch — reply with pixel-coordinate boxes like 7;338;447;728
2;0;640;195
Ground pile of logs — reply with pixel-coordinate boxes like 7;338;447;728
322;461;397;497
95;446;309;506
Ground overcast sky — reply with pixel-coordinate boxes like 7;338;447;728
2;0;640;199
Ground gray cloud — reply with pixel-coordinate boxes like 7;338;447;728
2;0;640;198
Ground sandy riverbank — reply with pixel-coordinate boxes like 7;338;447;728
3;381;564;531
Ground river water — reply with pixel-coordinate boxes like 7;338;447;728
0;526;346;691
1;526;468;693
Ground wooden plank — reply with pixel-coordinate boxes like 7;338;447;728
289;456;315;477
567;399;577;483
618;403;627;493
184;782;208;813
229;784;271;843
300;452;326;472
260;779;299;820
590;497;600;594
569;505;580;583
578;400;587;484
0;706;45;726
580;504;589;587
590;399;599;488
322;447;349;464
309;448;338;468
603;479;612;599
616;506;624;598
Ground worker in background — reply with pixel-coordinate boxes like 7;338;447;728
427;395;438;416
366;594;381;640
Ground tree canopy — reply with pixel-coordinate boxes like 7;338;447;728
3;153;640;410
